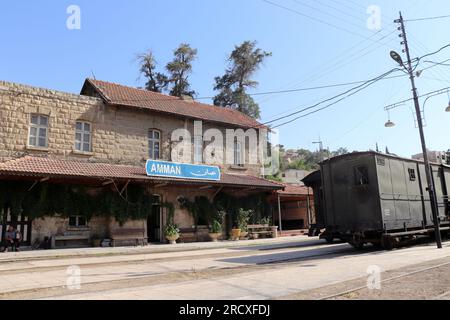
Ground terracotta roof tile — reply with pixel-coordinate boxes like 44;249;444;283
0;157;282;189
83;79;264;129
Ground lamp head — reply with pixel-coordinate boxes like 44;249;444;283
390;51;404;66
385;120;396;128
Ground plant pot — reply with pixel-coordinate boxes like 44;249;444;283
271;226;278;238
209;232;221;242
240;231;248;240
166;234;180;244
231;228;241;241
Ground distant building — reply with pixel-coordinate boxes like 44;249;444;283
281;169;312;185
412;150;448;164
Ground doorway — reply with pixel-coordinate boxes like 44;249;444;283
147;195;162;243
1;205;32;246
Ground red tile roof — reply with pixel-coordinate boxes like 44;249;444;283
0;156;282;189
82;79;264;129
277;183;313;196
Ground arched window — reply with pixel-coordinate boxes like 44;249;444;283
148;129;161;159
234;138;244;167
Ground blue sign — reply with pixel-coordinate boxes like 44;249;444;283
146;160;221;181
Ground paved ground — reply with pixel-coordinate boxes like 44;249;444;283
0;236;449;300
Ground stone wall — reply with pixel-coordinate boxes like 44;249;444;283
0;80;263;175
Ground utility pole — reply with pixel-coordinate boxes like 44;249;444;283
395;12;442;249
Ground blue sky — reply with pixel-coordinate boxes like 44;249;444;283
1;0;449;158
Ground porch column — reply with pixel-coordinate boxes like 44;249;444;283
277;194;283;232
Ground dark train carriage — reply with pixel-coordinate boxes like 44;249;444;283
303;151;450;249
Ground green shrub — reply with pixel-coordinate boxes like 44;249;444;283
210;220;222;233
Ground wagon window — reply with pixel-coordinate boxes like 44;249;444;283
408;168;416;181
354;166;369;186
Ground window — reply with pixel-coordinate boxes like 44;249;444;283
69;215;87;228
28;114;49;148
408;168;416;181
194;134;203;163
234;139;244;167
75;121;92;152
148;129;161;159
354;166;369;186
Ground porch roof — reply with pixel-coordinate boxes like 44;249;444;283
0;156;283;190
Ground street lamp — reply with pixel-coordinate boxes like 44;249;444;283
390;50;404;67
384;109;396;127
384;120;395;128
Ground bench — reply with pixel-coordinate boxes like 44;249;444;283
247;224;273;239
53;235;90;248
110;228;147;247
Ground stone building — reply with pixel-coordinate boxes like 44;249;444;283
0;79;282;248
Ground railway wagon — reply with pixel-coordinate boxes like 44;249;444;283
303;151;450;249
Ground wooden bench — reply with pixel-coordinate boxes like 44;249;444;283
110;228;147;247
247;224;273;239
53;235;90;248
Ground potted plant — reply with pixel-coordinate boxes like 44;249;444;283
164;223;180;244
237;209;253;240
260;217;278;238
231;226;241;241
91;234;102;247
209;220;222;242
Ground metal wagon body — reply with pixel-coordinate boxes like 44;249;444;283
303;151;449;249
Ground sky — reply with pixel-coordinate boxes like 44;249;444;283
1;0;449;158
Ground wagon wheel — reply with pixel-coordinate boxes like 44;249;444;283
324;234;334;244
381;235;395;250
350;234;364;250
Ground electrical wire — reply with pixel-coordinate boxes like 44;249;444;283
262;0;392;44
262;68;402;127
405;14;450;22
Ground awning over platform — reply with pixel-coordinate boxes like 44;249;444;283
0;156;283;190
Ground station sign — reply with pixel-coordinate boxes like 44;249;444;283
146;160;221;181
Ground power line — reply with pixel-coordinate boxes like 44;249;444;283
262;68;402;127
261;0;390;43
271;72;394;129
405;14;450;22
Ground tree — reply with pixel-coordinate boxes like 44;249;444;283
213;41;271;119
136;50;169;93
166;43;198;98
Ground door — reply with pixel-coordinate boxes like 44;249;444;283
147;195;162;243
1;205;32;246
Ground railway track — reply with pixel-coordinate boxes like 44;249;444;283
319;260;450;300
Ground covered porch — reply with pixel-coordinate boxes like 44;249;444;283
0;156;282;249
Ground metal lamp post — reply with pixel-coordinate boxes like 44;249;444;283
388;51;443;249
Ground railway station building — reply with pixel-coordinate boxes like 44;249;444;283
0;79;283;248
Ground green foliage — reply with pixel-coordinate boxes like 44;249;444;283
210;219;222;233
278;147;350;173
265;175;283;182
259;216;272;226
237;208;253;232
178;196;219;228
164;223;180;237
0;181;155;225
166;43;198;98
137;50;169;93
213;41;271;119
